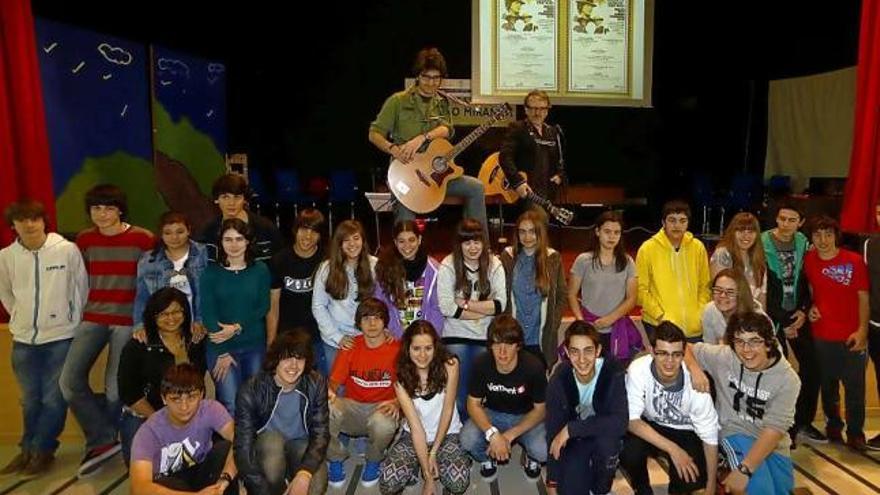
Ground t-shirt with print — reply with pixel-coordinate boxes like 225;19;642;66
804;248;869;342
770;235;797;311
130;399;231;476
168;253;192;309
570;252;636;331
468;351;547;415
270;248;322;340
399;278;426;330
330;335;400;403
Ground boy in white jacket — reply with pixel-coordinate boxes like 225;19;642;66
621;321;719;494
0;200;88;475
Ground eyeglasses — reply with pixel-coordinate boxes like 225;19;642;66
525;105;550;112
654;350;684;360
157;309;184;319
712;287;737;298
419;73;442;82
732;338;765;349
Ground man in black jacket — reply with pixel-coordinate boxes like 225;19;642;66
545;320;627;495
235;332;329;495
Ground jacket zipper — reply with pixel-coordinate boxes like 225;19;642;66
31;251;40;344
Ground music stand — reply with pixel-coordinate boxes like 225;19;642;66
365;192;395;250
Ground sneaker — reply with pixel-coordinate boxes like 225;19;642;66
361;461;381;487
21;452;54;476
523;456;542;481
799;425;829;444
0;451;31;475
480;460;497;483
77;442;121;478
868;433;880;450
825;426;844;444
328;461;346;488
847;434;869;452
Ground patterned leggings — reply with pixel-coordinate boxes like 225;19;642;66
379;432;471;494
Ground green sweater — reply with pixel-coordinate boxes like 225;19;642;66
199;261;270;355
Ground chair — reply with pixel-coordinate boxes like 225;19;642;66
274;169;316;220
246;169;272;220
327;169;358;233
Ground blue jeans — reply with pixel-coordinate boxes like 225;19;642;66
12;339;71;454
322;342;338;378
394;175;488;237
460;410;547;463
120;409;145;465
721;434;793;494
443;341;486;421
60;322;133;449
206;346;264;416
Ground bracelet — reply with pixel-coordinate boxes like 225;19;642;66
428;451;437;457
484;426;499;442
296;469;313;480
463;301;470;312
219;472;233;484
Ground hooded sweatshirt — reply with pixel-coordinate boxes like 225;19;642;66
692;343;799;456
0;233;89;344
636;230;711;337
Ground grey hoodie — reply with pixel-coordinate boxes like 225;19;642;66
0;233;88;344
693;343;800;456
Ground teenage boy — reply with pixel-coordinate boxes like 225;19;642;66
636;200;711;340
621;321;719;495
863;200;880;448
235;332;329;495
761;200;823;445
460;315;548;484
326;297;400;488
267;208;324;358
545;320;627;495
198;173;283;263
130;363;237;495
0;200;88;475
686;312;800;494
804;215;874;451
60;184;154;477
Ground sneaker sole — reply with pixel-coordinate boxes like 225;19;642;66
799;435;829;445
481;473;497;483
77;444;121;478
328;480;346;489
360;477;380;488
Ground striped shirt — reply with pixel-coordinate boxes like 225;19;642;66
77;225;154;325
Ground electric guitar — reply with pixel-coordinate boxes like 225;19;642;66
478;152;575;225
387;103;512;214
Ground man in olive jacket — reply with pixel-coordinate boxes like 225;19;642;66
235;332;329;495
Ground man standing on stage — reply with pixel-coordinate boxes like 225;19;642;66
499;90;564;208
368;47;487;229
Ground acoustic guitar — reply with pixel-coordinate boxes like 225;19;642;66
387;103;512;214
478;152;575;225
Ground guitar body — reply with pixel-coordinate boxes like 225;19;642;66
478;152;520;204
387;138;465;214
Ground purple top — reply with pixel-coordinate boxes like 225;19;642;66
131;399;231;476
374;257;444;339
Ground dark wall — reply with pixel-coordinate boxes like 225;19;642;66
32;1;860;211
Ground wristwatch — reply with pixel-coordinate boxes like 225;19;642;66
737;463;752;478
485;426;499;442
219;472;234;484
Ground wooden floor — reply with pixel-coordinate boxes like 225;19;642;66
1;421;879;495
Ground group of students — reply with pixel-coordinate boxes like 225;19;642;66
1;173;879;495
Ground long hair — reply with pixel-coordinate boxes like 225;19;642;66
143;287;193;346
583;210;628;272
151;211;192;258
511;210;550;296
712;268;755;314
452;218;491;299
263;330;314;374
716;212;766;288
325;220;374;301
376;220;424;308
217;218;256;267
396;320;455;397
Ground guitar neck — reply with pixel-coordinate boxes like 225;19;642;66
526;191;553;210
445;104;511;161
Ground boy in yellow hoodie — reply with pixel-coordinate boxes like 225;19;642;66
636;200;711;340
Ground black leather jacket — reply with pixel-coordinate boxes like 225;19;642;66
234;369;329;493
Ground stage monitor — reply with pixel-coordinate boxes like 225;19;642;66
472;0;654;107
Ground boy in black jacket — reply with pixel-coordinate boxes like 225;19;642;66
545;320;628;495
235;332;329;495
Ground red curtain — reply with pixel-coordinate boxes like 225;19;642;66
0;0;57;247
842;0;880;233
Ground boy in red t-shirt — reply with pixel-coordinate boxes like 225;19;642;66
804;215;872;451
327;297;401;488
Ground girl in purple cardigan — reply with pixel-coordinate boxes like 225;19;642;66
374;220;444;339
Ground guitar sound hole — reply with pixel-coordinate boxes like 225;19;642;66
431;157;448;173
